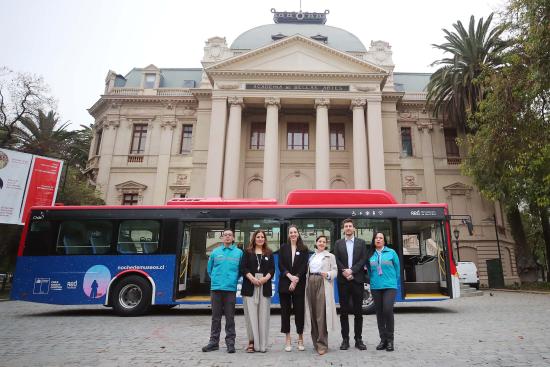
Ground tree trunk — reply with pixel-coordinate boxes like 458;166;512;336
539;206;550;277
507;206;538;282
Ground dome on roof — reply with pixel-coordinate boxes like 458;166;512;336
231;24;366;53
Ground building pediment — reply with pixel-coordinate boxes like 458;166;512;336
443;182;473;194
205;35;388;79
115;181;148;191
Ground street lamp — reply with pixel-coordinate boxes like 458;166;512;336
453;228;461;262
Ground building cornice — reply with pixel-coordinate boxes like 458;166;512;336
208;70;386;81
88;95;198;116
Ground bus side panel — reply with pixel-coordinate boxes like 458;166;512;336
11;255;176;305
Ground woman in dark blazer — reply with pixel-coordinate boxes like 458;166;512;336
278;225;309;351
241;229;275;353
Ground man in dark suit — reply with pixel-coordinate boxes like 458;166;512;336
334;218;368;350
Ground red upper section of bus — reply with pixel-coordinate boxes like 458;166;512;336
165;190;398;206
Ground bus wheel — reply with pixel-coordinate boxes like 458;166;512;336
362;284;375;314
112;275;152;316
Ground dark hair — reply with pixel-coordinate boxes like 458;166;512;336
368;231;387;259
287;225;308;252
246;229;272;255
314;235;329;250
222;229;234;236
342;218;354;226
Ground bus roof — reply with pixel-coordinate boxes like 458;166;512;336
30;190;450;211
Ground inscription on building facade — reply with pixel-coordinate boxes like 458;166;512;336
245;84;349;91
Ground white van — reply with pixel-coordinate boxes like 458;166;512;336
457;261;480;289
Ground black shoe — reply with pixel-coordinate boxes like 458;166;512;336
227;345;235;354
202;343;219;352
355;339;367;351
376;340;387;350
340;339;350;350
386;340;394;352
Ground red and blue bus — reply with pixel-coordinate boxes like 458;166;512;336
11;190;460;316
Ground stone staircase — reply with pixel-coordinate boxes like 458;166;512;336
460;283;484;297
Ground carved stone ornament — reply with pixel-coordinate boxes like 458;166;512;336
403;175;417;187
417;119;433;131
182;107;196;117
217;82;240;90
175;174;190;185
398;111;418;121
265;97;281;108
202;36;233;63
160;119;177;130
366;40;394;66
350;98;367;109
314;98;330;108
105;119;120;129
228;96;244;106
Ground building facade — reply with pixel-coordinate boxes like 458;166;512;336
86;10;518;286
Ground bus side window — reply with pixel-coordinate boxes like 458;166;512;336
24;220;55;256
117;220;160;255
56;221;113;255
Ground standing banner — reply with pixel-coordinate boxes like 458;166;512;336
20;156;63;224
0;148;63;225
0;149;33;224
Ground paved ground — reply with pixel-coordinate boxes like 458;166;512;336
1;291;550;367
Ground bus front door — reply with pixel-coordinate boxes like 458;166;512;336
177;222;226;299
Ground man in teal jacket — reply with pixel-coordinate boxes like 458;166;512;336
202;229;243;354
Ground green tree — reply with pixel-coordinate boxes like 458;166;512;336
56;166;104;206
13;109;74;158
426;14;506;131
463;0;550;277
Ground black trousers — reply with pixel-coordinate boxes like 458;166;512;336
209;290;236;346
337;280;364;340
279;292;305;334
371;288;396;341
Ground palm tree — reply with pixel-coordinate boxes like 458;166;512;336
426;14;506;131
13;109;74;159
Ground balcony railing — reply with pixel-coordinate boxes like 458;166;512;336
447;156;462;165
110;88;192;96
127;155;144;163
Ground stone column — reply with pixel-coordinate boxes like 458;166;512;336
315;98;330;189
262;97;280;199
204;96;228;197
367;94;386;189
351;98;369;189
222;97;244;198
153;119;176;204
95;118;119;201
418;120;438;203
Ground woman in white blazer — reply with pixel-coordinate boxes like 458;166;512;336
305;235;338;355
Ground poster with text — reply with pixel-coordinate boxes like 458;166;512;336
20;156;63;224
0;149;33;224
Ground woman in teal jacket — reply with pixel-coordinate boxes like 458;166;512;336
368;232;400;352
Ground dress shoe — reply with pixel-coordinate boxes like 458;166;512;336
227;345;235;354
355;339;367;350
386;340;394;352
339;339;350;350
202;343;219;352
376;340;387;350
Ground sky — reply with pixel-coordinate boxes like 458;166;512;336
1;0;506;129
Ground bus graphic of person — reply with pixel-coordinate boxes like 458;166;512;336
90;280;98;298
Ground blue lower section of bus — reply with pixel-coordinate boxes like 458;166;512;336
12;254;407;306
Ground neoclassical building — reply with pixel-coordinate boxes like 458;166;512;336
86;10;518;285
